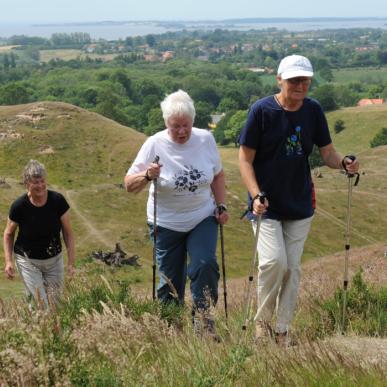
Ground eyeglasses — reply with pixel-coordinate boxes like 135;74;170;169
286;77;312;85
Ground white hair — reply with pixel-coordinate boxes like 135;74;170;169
160;90;196;123
23;159;47;183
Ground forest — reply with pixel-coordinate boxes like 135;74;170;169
1;27;387;146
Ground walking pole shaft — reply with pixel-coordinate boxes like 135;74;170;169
341;158;359;332
342;177;353;330
242;192;266;333
220;223;228;320
152;156;160;301
242;218;260;331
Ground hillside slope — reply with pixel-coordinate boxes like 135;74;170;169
326;103;387;154
0;102;150;297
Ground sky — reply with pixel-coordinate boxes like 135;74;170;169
1;0;387;24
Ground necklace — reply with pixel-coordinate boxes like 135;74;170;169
274;94;302;112
274;94;284;109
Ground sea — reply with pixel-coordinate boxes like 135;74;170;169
1;18;387;40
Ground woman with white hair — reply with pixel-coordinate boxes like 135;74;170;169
239;55;359;347
125;90;228;338
3;160;75;308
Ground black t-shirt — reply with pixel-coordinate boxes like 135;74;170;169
239;96;332;220
9;190;70;259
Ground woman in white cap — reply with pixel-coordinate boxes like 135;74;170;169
238;55;359;346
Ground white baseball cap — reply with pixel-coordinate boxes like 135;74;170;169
277;55;314;80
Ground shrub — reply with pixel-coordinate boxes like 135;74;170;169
334;119;345;134
370;127;387;148
321;268;386;336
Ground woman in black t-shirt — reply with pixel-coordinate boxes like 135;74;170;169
3;160;75;307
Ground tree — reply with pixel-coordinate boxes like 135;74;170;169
110;69;132;98
217;97;239;112
334;119;345;134
213;110;236;145
144;107;164;136
224;110;246;146
194;101;212;128
311;84;337;112
0;82;32;105
145;34;156;48
3;54;10;70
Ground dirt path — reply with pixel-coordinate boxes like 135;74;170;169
64;189;112;248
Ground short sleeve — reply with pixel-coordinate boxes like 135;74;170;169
313;102;332;148
207;131;222;175
9;200;22;223
238;104;262;150
55;192;70;217
127;137;156;175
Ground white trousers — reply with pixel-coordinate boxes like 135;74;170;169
15;253;64;308
252;216;313;333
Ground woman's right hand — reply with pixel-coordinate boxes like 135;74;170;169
4;262;15;279
252;197;269;216
146;162;162;180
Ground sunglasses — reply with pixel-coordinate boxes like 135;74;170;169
286;77;312;85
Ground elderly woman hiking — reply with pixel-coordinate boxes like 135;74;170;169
125;90;229;338
239;55;359;347
3;160;75;308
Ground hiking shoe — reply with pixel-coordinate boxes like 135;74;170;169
193;314;221;342
193;315;202;337
203;317;221;342
275;331;291;349
255;321;273;343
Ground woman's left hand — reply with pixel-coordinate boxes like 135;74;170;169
215;205;229;225
67;264;75;277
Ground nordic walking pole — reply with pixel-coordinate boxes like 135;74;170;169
341;155;360;332
152;155;160;301
218;206;228;321
242;192;266;333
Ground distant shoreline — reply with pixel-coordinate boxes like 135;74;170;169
1;17;387;40
33;17;387;28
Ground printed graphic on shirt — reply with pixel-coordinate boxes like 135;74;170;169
285;125;304;157
173;165;208;193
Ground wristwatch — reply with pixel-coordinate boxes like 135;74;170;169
217;203;228;213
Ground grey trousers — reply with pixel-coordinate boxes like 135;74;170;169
252;216;313;333
15;252;64;308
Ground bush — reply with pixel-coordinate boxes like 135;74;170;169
321;268;386;336
334;119;345;134
370;127;387;148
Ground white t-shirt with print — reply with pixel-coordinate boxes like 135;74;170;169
127;128;222;232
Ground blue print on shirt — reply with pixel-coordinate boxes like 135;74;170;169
285;125;304;157
174;165;207;193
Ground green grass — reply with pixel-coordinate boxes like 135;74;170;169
0;273;385;386
333;66;387;83
39;49;119;62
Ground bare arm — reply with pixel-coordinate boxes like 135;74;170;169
319;143;359;173
210;169;229;225
239;145;260;198
124;162;161;193
3;218;18;279
61;210;75;276
239;145;268;215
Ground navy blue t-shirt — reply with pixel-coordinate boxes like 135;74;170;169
9;190;70;259
239;95;332;220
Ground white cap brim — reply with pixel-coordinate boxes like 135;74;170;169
281;70;314;80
